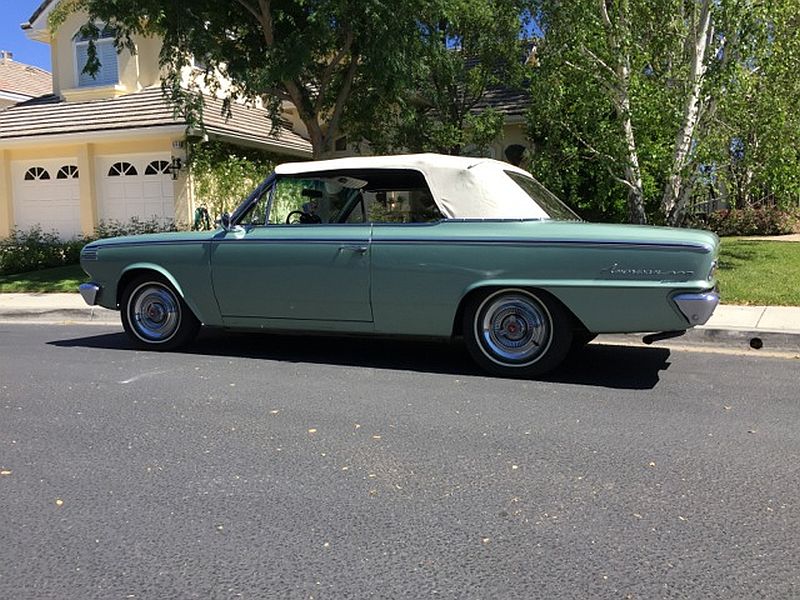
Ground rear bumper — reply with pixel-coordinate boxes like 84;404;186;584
673;290;719;326
79;282;101;306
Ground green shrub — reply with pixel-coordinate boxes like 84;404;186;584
189;141;282;221
94;217;178;239
0;227;86;276
0;218;181;276
687;207;800;236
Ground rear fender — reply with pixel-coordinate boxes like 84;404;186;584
453;280;585;337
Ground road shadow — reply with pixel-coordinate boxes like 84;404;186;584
49;330;670;390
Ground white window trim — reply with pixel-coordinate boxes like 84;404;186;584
73;25;120;88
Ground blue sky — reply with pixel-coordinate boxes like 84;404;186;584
0;0;52;70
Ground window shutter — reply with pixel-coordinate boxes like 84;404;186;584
77;40;119;87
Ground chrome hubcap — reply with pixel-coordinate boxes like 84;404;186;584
131;284;180;342
477;291;552;365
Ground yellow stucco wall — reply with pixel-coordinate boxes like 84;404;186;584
0;150;13;238
50;10;163;98
76;143;97;236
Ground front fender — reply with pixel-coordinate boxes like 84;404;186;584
121;262;186;299
116;263;219;326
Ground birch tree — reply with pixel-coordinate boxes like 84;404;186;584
660;0;713;224
528;0;750;224
692;0;800;212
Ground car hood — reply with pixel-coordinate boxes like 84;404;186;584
83;230;215;248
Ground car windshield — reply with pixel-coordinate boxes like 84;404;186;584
505;171;581;221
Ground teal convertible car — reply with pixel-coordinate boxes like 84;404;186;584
79;154;719;377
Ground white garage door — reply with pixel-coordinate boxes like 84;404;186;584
11;159;81;239
96;153;174;225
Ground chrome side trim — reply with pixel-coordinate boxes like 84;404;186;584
376;239;714;253
79;283;101;306
673;291;719;325
81;237;713;253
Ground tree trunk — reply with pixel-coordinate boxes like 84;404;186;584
661;0;713;225
618;66;647;224
599;0;647;224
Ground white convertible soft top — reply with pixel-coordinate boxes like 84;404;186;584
275;153;552;219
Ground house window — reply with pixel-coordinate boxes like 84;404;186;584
56;165;80;179
108;162;138;176
24;166;51;181
75;26;119;87
145;160;171;175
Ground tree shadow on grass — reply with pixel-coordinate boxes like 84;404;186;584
49;329;670;390
718;241;758;271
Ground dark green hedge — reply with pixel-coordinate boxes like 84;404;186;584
0;218;178;276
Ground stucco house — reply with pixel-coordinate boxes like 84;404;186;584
0;0;313;239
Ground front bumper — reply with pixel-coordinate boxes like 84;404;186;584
673;290;719;326
79;282;101;306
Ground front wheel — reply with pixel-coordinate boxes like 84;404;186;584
463;288;572;378
121;274;200;350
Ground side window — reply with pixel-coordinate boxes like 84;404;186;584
238;185;272;226
364;189;442;223
268;177;365;225
268;178;308;224
243;170;441;226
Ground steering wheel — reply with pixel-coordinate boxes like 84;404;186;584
286;210;322;224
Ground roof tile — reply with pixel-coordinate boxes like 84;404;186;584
0;57;52;98
0;87;312;155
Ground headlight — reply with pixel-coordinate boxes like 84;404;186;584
81;246;100;261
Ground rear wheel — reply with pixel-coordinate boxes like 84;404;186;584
463;288;572;378
121;274;200;350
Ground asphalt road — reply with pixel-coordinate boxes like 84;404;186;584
0;323;798;600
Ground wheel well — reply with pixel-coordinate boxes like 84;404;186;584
451;286;588;338
116;269;169;308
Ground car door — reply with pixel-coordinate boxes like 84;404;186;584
210;176;373;325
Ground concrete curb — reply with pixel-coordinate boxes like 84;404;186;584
0;307;119;324
683;327;800;352
0;294;799;352
603;328;800;353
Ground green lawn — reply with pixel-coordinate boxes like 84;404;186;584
0;264;88;293
0;238;798;305
717;238;800;305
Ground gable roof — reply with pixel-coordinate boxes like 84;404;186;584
21;0;56;31
0;86;312;156
471;85;529;118
0;55;52;99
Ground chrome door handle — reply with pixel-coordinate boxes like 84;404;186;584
338;245;368;254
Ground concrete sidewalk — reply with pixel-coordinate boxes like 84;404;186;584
0;292;799;350
0;292;118;323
